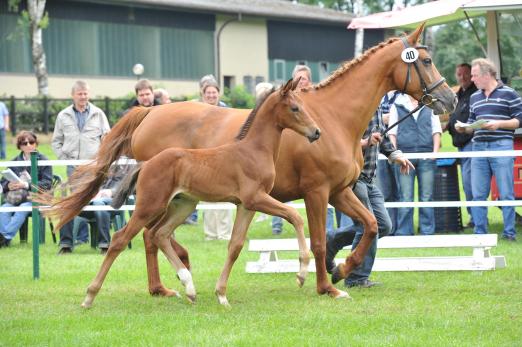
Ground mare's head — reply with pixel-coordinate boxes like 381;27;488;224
237;78;321;143
391;23;457;115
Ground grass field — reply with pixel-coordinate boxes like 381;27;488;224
0;133;521;346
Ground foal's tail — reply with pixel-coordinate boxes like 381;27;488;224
111;164;142;209
41;107;152;230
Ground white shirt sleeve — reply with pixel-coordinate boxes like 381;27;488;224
431;112;442;134
388;104;399;136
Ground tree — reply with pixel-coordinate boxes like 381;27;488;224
8;0;49;96
433;19;487;86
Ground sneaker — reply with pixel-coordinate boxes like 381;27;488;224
57;247;72;255
100;247;108;255
0;233;9;248
345;279;382;288
501;235;516;242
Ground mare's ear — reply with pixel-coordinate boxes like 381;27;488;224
408;22;425;46
280;78;294;96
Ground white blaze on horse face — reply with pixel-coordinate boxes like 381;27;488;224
401;47;419;63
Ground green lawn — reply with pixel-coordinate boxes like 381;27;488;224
0;133;521;346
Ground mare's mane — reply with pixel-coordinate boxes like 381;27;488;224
235;87;276;141
311;37;400;90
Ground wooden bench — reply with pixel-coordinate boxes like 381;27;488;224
245;234;506;273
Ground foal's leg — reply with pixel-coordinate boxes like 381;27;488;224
303;188;349;299
329;186;377;284
82;220;147;308
151;199;198;303
215;204;255;307
144;228;191;297
144;207;194;297
245;193;310;287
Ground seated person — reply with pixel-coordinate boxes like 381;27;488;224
58;163;132;254
0;131;52;247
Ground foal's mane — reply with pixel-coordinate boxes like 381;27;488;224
312;37;400;90
235;87;276;141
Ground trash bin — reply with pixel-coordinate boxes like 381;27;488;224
434;158;463;233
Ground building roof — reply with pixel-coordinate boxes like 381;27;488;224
100;0;354;25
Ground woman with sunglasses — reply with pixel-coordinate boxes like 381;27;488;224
0;131;52;247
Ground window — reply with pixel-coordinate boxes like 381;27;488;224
274;59;285;82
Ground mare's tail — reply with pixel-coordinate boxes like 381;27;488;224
111;164;142;209
40;107;152;230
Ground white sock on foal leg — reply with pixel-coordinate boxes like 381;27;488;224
177;268;196;303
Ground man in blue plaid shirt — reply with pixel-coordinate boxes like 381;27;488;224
328;106;413;287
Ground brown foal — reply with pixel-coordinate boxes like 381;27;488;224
79;78;322;308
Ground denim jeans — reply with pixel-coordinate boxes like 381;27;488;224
59;198;114;248
79;197;113;248
395;158;436;235
326;208;354;239
325;179;391;285
188;210;198;222
459;142;474;223
375;160;400;234
65;165;89;242
272;216;282;232
0;201;32;240
0;128;6;159
470;139;515;237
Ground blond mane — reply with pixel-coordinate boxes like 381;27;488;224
312;37;400;90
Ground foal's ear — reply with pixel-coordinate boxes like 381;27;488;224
281;78;294;96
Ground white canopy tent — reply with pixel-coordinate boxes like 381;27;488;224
348;0;522;75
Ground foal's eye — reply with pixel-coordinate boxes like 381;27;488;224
423;58;432;65
291;106;299;112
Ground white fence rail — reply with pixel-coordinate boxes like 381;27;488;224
1;150;521;213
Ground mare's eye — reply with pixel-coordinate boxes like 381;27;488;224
291;106;299;112
423;58;432;65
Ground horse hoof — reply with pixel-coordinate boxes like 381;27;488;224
81;301;92;309
150;286;179;297
331;265;344;284
216;294;231;307
334;289;352;300
296;274;305;288
186;294;196;304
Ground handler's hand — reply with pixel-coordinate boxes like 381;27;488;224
368;132;382;146
8;182;27;190
481;120;499;131
395;157;414;175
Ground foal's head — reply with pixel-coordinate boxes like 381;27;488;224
269;78;321;143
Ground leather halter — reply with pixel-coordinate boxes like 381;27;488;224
382;38;446;135
400;37;446;106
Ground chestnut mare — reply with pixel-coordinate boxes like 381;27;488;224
78;79;321;308
49;24;456;301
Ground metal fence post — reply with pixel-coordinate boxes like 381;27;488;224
31;151;40;280
9;95;16;135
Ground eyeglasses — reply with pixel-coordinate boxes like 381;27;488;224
20;141;36;146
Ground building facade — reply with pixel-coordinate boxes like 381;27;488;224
0;0;384;98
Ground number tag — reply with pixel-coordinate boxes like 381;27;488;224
401;48;419;63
